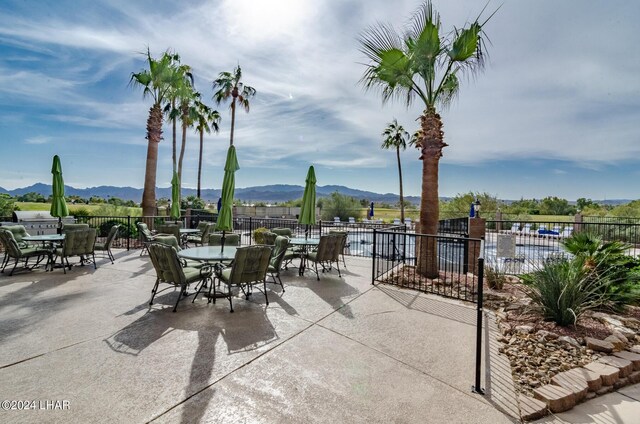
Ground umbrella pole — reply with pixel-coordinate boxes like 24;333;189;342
57;217;62;235
305;224;309;240
220;231;226;254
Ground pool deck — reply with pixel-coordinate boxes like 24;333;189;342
0;249;637;423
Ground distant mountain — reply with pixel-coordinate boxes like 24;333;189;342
0;183;420;204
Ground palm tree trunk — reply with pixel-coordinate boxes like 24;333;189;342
229;98;236;146
172;99;177;174
178;107;187;184
416;108;446;278
197;129;203;199
396;146;404;223
141;104;163;217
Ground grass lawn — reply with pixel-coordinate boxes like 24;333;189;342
15;202;142;216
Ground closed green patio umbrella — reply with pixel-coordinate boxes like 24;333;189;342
50;155;69;234
170;171;181;221
215;145;239;251
298;165;316;238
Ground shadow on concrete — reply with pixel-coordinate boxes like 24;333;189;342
105;296;280;424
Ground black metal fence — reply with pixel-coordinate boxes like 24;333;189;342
372;229;483;303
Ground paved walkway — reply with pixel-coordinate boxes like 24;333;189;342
0;249;637;423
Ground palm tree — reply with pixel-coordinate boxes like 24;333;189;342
164;59;194;175
194;100;221;198
130;49;180;217
177;85;198;185
212;65;256;146
359;1;495;277
381;119;409;223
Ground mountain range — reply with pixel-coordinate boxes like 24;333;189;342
0;183;421;205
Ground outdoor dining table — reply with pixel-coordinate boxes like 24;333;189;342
177;245;237;263
288;237;320;276
178;246;239;301
22;233;65;271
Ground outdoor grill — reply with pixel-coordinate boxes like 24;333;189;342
1;211;75;235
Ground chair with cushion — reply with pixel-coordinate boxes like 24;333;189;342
137;222;157;256
157;223;181;243
148;243;212;312
186;222;212;247
0;229;50;276
261;231;278;246
154;235;204;269
62;223;90;232
304;233;342;280
54;228;97;273
209;232;240;247
94;224;120;264
212;245;272;312
2;225;31;248
329;230;349;268
267;236;290;292
271;227;293;238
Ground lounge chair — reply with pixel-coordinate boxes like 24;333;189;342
521;223;532;236
509;223;520;234
561;226;573;238
348;217;355;224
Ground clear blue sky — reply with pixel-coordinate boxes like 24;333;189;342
1;0;639;200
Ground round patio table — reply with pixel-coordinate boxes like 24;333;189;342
288;238;320;276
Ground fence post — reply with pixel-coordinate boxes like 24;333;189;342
249;217;253;245
371;228;377;285
472;256;485;395
127;216;131;251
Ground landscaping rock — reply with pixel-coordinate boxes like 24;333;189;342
604;335;626;351
584;362;620;386
597;356;634;377
630;345;640;355
612;350;640;371
621;317;640;330
613;377;629;390
628;371;640;384
533;384;576;413
564;368;602;392
550;372;589;402
515;325;534;334
558;336;581;349
585;337;614;353
611;331;629;344
536;330;558;341
518;394;548;421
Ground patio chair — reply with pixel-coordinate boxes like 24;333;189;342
185;222;212;247
136;222;157;256
267;236;290;292
2;224;31;248
62;223;90;232
94;224;120;264
393;218;401;225
0;228;50;276
153;235;204;269
521;223;532;236
509;223;520;234
271;228;293;238
209;233;240;246
54;228;97;273
304;233;342;281
157;223;181;242
212;245;272;313
348;217;355;224
329;230;349;267
147;243;212;312
262;231;278;246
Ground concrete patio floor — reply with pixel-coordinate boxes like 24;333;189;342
0;249;634;423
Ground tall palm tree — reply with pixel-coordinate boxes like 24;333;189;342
177;85;198;185
381;119;409;223
130;49;180;217
194;101;221;198
359;1;495;277
164;60;194;175
212;65;256;146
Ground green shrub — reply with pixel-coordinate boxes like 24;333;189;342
521;258;609;326
485;261;508;290
253;227;269;244
320;192;363;222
